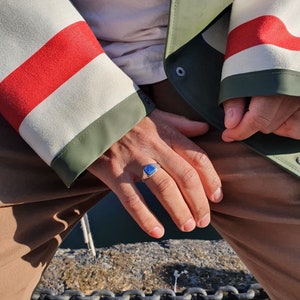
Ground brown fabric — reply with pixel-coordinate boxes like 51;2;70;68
194;131;300;300
140;80;202;121
0;116;110;299
142;80;300;300
0;80;299;300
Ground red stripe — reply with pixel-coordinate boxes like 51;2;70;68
225;15;300;60
0;21;103;130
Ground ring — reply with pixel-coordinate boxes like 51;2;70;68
142;163;160;181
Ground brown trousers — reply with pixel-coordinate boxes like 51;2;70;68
0;80;299;300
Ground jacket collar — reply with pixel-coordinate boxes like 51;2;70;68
165;0;232;59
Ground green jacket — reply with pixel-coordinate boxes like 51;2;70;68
164;0;300;178
1;0;299;186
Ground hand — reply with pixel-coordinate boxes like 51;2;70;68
222;95;300;142
88;109;223;239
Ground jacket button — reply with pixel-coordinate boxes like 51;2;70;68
176;67;186;77
296;157;300;165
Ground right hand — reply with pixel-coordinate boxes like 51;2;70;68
222;96;300;142
88;109;223;238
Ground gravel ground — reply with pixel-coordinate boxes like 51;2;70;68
37;239;258;295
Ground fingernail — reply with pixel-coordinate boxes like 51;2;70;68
198;213;210;228
149;226;164;238
224;108;234;128
182;218;196;232
212;187;223;202
222;133;235;142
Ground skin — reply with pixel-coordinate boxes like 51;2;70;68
222;95;300;142
88;95;300;239
88;109;223;239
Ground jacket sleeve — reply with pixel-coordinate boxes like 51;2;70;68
219;0;300;103
0;0;155;187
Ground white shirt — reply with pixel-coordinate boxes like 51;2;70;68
71;0;170;84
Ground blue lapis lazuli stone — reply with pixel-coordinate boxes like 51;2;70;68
144;164;157;176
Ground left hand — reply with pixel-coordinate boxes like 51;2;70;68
222;95;300;141
88;109;222;239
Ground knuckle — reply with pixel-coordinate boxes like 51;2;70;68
249;114;271;131
192;151;210;168
210;175;221;187
122;193;142;211
194;208;209;220
180;167;199;188
155;176;175;194
140;215;156;230
205;173;221;190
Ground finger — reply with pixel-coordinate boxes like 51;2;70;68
146;144;217;229
143;164;199;231
222;96;300;141
104;177;166;239
151;109;210;137
222;109;263;142
170;135;223;204
151;111;223;205
88;160;165;238
223;98;246;129
114;181;166;238
273;109;300;139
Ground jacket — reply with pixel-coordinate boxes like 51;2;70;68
164;0;300;179
1;0;299;187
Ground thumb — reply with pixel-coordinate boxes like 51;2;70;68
223;98;246;129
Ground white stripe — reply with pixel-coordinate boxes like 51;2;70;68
230;0;300;36
19;54;139;165
222;44;300;80
1;0;84;80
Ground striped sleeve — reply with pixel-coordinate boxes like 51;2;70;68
0;1;155;186
219;0;300;102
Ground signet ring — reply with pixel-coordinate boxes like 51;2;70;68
142;163;160;181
